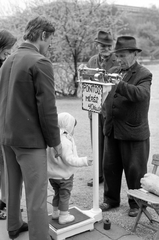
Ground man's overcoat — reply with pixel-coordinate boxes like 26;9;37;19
103;61;152;140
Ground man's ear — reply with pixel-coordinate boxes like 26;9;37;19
41;31;46;41
95;43;98;49
134;51;139;57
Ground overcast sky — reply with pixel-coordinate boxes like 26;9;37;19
0;0;159;17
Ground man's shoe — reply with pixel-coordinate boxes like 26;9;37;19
87;176;104;187
99;202;119;212
8;222;28;239
0;200;6;210
128;208;139;217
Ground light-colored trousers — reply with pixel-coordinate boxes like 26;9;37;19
2;145;51;240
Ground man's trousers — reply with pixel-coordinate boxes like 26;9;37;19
2;145;51;240
103;133;149;208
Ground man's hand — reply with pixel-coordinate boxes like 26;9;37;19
111;78;121;85
78;63;87;70
53;143;62;158
110;74;123;85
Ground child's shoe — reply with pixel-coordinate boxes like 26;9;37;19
59;213;75;224
52;210;60;220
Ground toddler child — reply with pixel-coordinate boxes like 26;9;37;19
47;112;92;224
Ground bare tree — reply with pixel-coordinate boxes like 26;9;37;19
0;0;123;96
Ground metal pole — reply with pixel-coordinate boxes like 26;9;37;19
92;112;99;211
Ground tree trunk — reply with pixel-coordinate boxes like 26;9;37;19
73;52;78;96
73;74;78;96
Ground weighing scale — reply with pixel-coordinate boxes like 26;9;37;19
49;68;115;240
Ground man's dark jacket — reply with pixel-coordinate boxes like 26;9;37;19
102;61;152;141
0;43;60;148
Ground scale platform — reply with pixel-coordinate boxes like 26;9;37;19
49;206;95;240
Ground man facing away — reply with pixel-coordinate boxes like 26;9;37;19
87;30;118;187
0;16;62;240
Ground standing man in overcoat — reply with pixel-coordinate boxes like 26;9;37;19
87;30;118;187
100;36;152;217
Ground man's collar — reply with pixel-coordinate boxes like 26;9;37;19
19;42;39;52
130;61;137;72
99;53;111;62
121;61;137;72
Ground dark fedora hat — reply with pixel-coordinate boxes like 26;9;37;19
114;36;142;52
94;31;113;46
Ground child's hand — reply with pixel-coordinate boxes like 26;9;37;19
87;159;93;166
54;142;62;158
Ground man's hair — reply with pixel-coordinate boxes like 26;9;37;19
23;16;55;42
0;30;17;51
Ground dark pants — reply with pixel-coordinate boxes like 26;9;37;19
49;175;73;211
103;132;149;209
90;113;104;179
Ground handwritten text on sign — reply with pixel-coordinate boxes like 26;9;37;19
82;82;103;113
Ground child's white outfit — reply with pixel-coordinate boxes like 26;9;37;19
47;112;89;224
